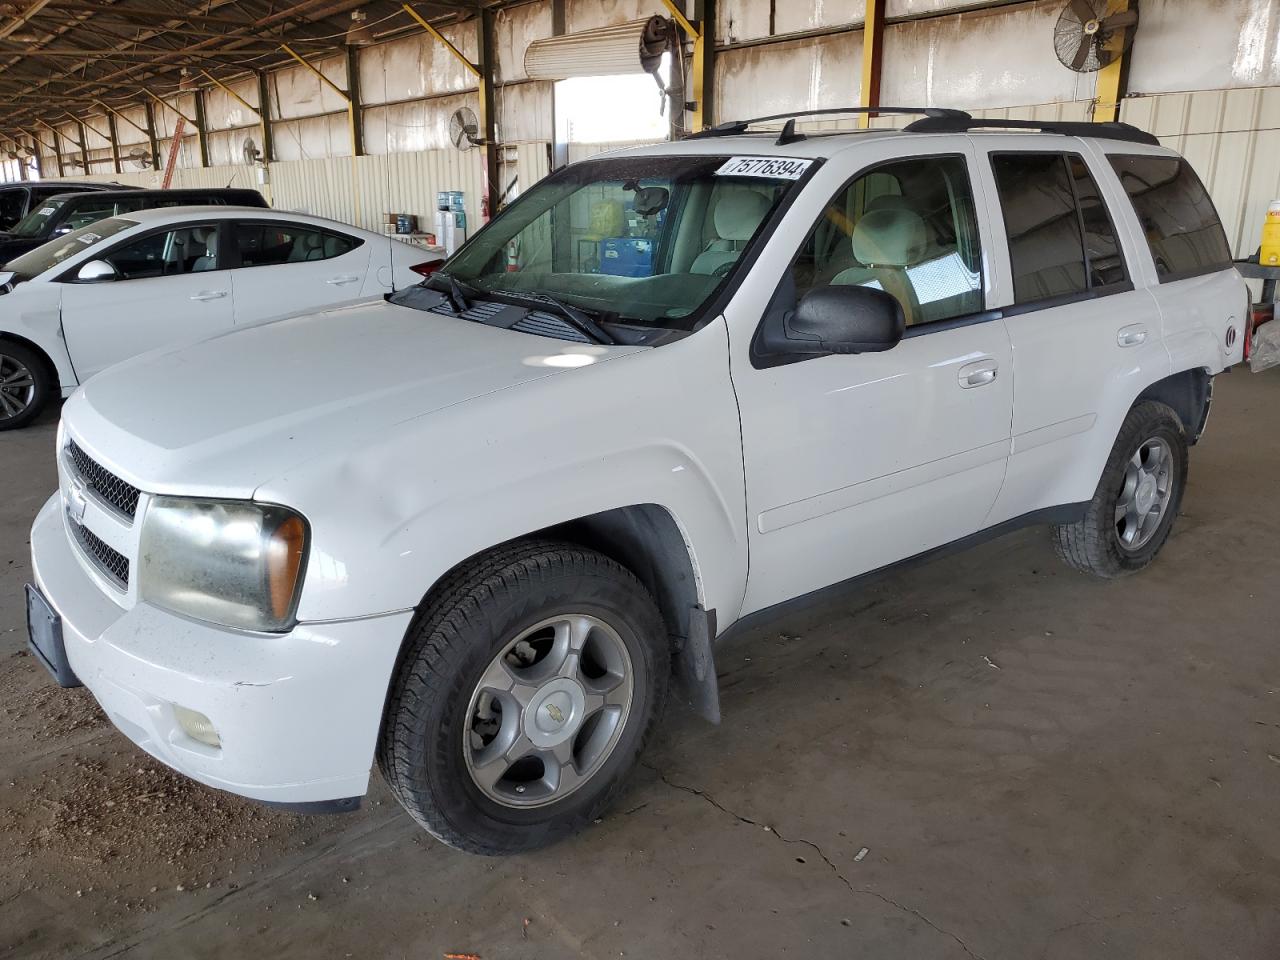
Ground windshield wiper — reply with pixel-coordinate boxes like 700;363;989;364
424;271;474;314
504;292;616;345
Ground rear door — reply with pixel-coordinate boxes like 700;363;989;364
1096;150;1246;374
58;221;234;380
226;220;372;324
974;139;1169;525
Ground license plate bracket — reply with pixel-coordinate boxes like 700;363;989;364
25;584;81;688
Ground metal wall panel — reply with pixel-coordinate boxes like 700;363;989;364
115;105;150;149
495;2;554;82
364;92;481;153
497;82;554;143
717;31;863;120
1127;0;1280;95
717;0;773;43
566;0;667;33
273;113;353;162
270;55;349;121
774;0;862;37
881;0;1097;108
207;127;264;168
204;76;261;132
360;25;479;106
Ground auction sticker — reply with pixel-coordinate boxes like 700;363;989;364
715;156;812;180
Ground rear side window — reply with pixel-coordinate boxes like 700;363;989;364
1108;155;1231;279
0;188;26;229
990;152;1129;306
231;223;360;268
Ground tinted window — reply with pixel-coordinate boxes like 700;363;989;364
102;224;219;279
232;223;359;268
8;217;138;278
790;155;983;326
11;196;69;238
1067;155;1127;287
61;198;118;232
0;188;26;229
1108;155;1231;278
992;154;1088;304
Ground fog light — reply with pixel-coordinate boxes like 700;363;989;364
173;704;221;748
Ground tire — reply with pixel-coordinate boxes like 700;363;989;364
378;539;669;855
0;340;53;431
1052;401;1188;579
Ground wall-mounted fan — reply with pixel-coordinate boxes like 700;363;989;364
448;106;483;150
1054;0;1138;73
242;135;263;164
126;145;153;170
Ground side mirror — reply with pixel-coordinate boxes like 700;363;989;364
786;285;905;355
76;259;118;283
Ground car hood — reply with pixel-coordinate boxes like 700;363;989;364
64;300;646;497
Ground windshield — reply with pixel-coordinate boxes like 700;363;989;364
11;196;69;238
6;217;138;278
438;154;812;329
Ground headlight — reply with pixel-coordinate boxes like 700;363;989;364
139;498;309;632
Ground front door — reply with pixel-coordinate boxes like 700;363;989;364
730;144;1014;616
59;222;234;381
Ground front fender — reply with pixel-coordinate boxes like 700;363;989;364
1;283;75;392
259;319;749;628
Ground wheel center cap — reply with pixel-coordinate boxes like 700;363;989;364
524;677;587;748
1135;475;1158;513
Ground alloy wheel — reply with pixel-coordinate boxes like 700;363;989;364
1115;436;1174;551
0;353;35;420
463;614;634;809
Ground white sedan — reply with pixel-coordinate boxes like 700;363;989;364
0;206;436;429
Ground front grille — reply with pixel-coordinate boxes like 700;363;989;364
72;521;130;588
66;439;140;520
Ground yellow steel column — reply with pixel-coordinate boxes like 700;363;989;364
659;0;710;132
859;0;885;129
1093;0;1134;123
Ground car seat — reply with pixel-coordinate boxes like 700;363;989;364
690;189;771;276
190;227;218;272
832;207;927;326
289;232;326;262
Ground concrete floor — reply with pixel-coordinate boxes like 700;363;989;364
2;368;1278;960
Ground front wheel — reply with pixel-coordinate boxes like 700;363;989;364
0;341;53;431
378;540;669;854
1052;401;1189;578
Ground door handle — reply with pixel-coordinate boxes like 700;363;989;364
958;360;998;389
1117;324;1148;347
325;275;360;285
189;290;227;301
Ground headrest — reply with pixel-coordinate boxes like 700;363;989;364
190;226;213;245
713;190;770;242
303;233;323;249
851;207;927;268
866;194;910;213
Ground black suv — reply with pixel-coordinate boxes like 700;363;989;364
0;180;135;231
0;187;268;263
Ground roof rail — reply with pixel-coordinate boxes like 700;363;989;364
902;115;1160;146
687;106;972;145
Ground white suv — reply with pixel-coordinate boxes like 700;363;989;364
27;110;1247;854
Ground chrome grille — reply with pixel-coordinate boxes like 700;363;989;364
72;521;130;588
66;439;140;520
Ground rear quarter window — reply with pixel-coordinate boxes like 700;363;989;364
1107;155;1231;280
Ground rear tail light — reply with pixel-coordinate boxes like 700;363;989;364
409;259;445;277
1246;303;1274;362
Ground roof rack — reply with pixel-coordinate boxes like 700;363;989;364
902;115;1160;145
688;106;972;145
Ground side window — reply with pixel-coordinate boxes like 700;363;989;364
102;225;219;279
1107;155;1232;279
991;154;1088;304
60;199;118;233
0;188;26;229
791;154;983;327
231;223;359;267
1067;156;1127;288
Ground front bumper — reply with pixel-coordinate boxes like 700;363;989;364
30;493;414;805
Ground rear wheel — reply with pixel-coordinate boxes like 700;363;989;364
1052;401;1188;578
0;341;52;431
378;540;669;854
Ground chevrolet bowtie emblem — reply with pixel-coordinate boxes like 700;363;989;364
545;703;565;724
66;479;88;524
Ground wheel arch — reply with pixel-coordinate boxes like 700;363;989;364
0;330;64;390
1133;366;1212;444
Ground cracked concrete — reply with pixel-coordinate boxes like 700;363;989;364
2;369;1280;959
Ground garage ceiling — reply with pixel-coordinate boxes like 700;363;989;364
0;0;505;138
